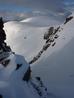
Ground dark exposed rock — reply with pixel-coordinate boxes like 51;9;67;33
43;43;51;51
36;77;41;81
52;42;56;47
30;80;42;96
46;39;50;43
29;50;43;64
45;88;47;91
1;59;10;67
0;17;6;49
0;52;10;62
36;54;40;58
0;17;11;53
64;16;73;24
54;34;59;39
53;26;60;34
33;57;38;61
29;60;34;64
4;45;11;52
23;67;31;82
49;38;54;43
38;50;43;55
40;50;43;54
29;56;39;64
16;64;22;70
44;32;48;40
48;27;54;35
46;38;54;43
44;27;54;40
30;76;48;97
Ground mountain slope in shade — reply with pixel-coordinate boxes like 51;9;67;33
0;51;50;98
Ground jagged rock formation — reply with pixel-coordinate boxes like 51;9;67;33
44;27;54;40
64;16;73;24
29;26;60;64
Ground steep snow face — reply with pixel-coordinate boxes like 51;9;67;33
32;15;74;98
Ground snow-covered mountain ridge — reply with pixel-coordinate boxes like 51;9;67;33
4;15;66;62
29;15;74;64
1;12;74;98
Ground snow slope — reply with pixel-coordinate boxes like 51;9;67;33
3;12;74;98
32;14;74;98
4;16;62;62
4;21;48;61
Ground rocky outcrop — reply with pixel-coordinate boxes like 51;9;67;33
23;67;31;82
44;27;54;40
29;26;60;64
64;16;73;24
29;15;74;65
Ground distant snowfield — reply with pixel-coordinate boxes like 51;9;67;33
21;16;62;27
4;13;74;98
